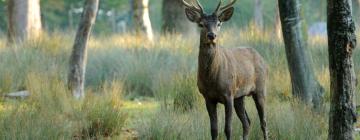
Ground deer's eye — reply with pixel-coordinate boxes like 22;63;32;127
217;23;221;26
198;23;204;28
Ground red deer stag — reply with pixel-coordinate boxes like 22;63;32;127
182;0;268;139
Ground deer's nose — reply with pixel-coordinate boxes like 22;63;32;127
207;32;216;40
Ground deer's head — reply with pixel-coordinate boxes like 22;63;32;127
183;0;236;43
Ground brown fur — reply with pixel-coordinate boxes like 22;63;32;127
197;31;268;104
195;30;269;140
183;0;268;139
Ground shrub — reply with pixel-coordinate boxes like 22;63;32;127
172;74;201;112
80;81;127;139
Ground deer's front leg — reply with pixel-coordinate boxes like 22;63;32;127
224;96;233;140
205;99;218;140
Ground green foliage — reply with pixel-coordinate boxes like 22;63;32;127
172;74;200;112
0;71;127;140
0;0;330;34
81;82;127;138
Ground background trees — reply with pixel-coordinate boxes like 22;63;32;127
327;0;357;139
68;0;99;99
131;0;153;41
7;0;42;43
161;0;195;34
278;0;324;109
0;0;331;35
253;0;264;29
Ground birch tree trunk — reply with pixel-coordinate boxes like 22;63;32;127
131;0;153;41
275;4;282;40
68;0;99;99
161;0;196;35
253;0;264;29
7;0;42;43
327;0;357;139
278;0;324;109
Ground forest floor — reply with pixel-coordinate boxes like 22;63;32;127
1;29;360;139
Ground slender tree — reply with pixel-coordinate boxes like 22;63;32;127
327;0;357;139
68;0;99;99
131;0;153;41
278;0;324;109
161;0;195;34
7;0;42;43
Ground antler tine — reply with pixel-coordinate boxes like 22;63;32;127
182;0;202;13
220;0;237;11
214;0;222;14
195;0;204;13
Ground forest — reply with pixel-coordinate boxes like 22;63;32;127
0;0;359;139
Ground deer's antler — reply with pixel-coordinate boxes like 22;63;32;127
214;0;222;14
214;0;237;14
220;0;237;10
182;0;204;14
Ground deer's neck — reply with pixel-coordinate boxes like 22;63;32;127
198;31;221;79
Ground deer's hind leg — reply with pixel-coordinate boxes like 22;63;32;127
234;96;251;140
253;90;268;140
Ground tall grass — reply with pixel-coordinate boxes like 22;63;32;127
0;72;127;139
135;100;327;140
0;28;359;139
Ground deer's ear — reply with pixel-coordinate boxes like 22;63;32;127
219;7;234;22
185;8;201;23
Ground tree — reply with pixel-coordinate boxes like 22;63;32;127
131;0;153;41
253;0;264;29
68;0;99;99
161;0;195;34
7;0;42;43
274;4;282;40
327;0;357;139
278;0;324;109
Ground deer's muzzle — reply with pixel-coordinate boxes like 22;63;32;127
207;32;217;41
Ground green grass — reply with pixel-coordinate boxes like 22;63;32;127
0;28;359;139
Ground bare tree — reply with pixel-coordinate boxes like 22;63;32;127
131;0;153;41
278;0;324;109
68;0;99;99
161;0;196;34
7;0;42;43
253;0;264;29
328;0;357;139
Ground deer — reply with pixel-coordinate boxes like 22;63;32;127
182;0;268;140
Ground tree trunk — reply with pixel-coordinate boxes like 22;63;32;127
275;4;282;40
110;8;117;33
253;0;264;29
68;0;99;99
131;0;153;41
7;0;42;43
278;0;324;109
327;0;357;139
161;0;196;35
